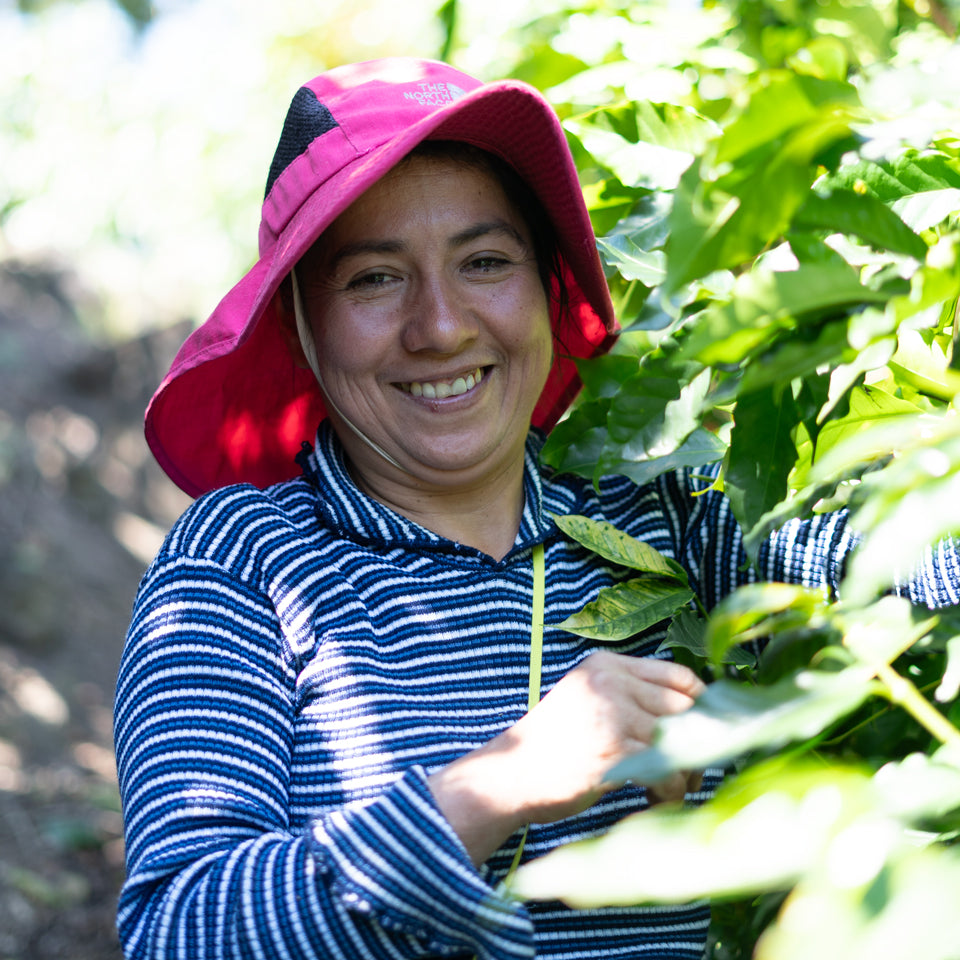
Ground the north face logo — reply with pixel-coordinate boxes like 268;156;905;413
403;82;467;106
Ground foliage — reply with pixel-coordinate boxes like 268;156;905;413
488;0;960;955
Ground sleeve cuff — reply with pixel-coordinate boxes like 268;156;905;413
309;766;534;959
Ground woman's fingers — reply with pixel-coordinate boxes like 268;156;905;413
429;650;708;862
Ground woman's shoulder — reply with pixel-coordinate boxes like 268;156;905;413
153;476;320;571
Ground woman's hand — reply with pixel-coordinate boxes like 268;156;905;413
427;651;705;865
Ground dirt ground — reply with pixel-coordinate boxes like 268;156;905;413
0;261;192;959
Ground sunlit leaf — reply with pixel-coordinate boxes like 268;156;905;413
873;752;960;821
840;596;938;668
705;583;828;665
757;846;960;960
596;234;666;285
794;189;927;259
513;758;876;906
609;666;874;783
679;264;890;366
553;514;688;580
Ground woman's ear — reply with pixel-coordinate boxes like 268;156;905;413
274;277;310;369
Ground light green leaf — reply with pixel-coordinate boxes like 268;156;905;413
891;188;960;232
553;514;687;581
596;234;666;285
758;846;960;960
840;596;938;668
555;579;694;642
680;264;890;366
706;583;828;665
609;666;874;782
513;758;876;906
873;752;960;821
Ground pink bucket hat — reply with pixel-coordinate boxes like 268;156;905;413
146;58;618;496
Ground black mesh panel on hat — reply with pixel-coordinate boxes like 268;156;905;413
265;87;339;198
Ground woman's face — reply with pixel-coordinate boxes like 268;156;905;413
298;153;553;490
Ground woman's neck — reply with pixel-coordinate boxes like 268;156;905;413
347;453;527;561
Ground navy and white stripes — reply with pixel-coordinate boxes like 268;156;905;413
115;425;930;959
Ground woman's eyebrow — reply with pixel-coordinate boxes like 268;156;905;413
325;239;405;271
325;220;528;271
451;220;528;249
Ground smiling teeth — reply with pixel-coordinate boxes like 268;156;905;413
406;368;483;399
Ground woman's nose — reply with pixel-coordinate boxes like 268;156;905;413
401;275;478;354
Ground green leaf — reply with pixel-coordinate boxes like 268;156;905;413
738;320;851;396
599;427;727;488
827;153;960;204
807;384;926;471
758;846;960;960
794;189;927;259
873;752;960;822
555;579;694;642
581;178;651;236
574;354;640;401
891;188;960;233
706;583;829;665
553;514;688;581
679;264;889;366
608;666;874;783
540;398;611;478
660;606;757;668
725;385;800;537
840;596;938;669
565;101;718;191
597;234;666;285
513;758;876;907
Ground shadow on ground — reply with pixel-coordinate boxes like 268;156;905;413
0;261;192;959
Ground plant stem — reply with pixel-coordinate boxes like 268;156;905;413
875;661;960;747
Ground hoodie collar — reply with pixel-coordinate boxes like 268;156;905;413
298;422;580;561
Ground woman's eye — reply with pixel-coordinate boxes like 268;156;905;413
466;255;510;273
347;271;394;290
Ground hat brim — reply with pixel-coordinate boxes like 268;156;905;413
146;73;617;496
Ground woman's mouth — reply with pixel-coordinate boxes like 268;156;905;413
398;367;485;399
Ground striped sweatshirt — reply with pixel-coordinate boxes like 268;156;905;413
114;425;948;959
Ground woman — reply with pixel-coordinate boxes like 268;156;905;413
114;59;952;959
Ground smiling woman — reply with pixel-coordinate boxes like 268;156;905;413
288;151;553;558
111;56;960;960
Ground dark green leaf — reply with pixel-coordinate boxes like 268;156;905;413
540;398;611;478
660;606;757;668
726;386;800;536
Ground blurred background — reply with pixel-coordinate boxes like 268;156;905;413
0;0;564;954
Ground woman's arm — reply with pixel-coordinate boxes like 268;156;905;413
427;651;704;865
114;553;534;960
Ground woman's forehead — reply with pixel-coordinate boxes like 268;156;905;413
303;155;532;265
